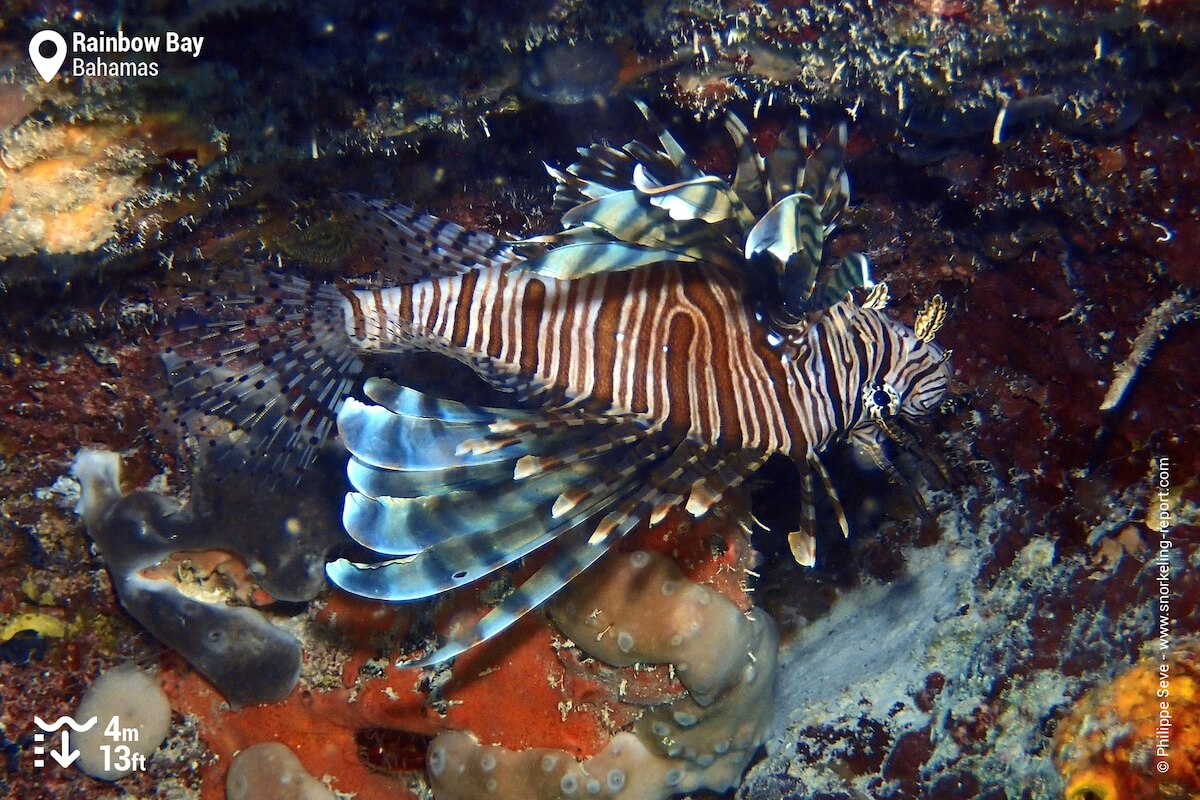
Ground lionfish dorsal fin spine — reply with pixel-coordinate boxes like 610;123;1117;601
337;194;521;283
724;112;768;217
633;98;695;175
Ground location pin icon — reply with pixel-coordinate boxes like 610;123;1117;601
29;31;67;83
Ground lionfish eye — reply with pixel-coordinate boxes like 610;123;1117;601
863;382;900;419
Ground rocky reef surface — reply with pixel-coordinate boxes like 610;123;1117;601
1;1;1197;799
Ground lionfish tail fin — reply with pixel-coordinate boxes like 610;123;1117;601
325;380;765;665
157;266;362;483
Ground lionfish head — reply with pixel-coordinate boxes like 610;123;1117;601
859;295;952;437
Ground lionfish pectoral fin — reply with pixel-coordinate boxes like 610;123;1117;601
398;505;650;667
361;437;767;666
328;383;680;617
684;449;769;517
158;266;362;482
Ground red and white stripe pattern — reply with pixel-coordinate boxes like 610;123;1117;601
339;262;949;461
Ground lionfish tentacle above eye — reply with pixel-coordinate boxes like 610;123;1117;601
161;101;954;665
914;294;948;343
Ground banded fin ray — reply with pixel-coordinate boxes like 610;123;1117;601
158;266;362;481
724;113;768;217
341;419;653;555
337;395;625;473
325;381;769;664
362;378;539;423
551;145;636;209
520;239;703;280
403;445;769;666
347;454;513;499
639;174;753;227
339;194;521;282
745;194;824;286
559;192;690;243
797;123;850;231
805;253;874;311
765;124;804;202
526;102;861;324
332;437;676;600
632;99;697;177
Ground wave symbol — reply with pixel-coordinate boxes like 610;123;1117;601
33;715;98;732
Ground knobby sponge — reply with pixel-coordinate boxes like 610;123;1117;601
428;550;778;800
226;742;336;800
551;549;755;706
74;663;172;780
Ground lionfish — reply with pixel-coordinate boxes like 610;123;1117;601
162;102;952;665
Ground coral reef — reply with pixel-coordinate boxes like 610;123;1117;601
71;448;348;706
60;446;768;799
739;485;1199;799
430;551;777;799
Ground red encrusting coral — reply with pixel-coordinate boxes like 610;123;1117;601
155;501;760;800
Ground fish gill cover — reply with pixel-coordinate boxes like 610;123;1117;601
0;2;1197;800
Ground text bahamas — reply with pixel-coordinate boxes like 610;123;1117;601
72;31;204;77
